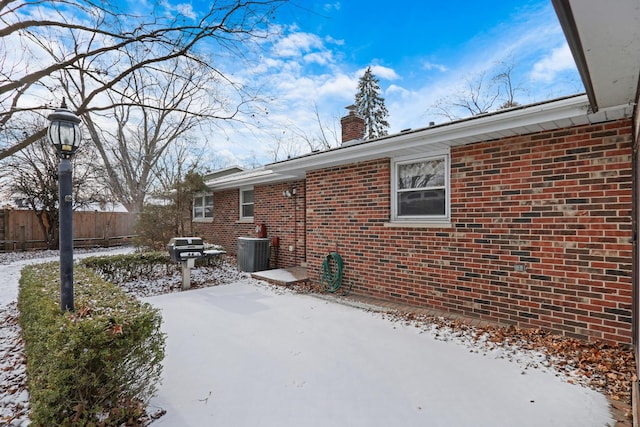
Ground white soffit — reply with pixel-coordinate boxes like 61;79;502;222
560;0;640;109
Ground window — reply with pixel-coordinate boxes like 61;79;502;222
193;194;213;220
240;187;254;221
392;154;449;221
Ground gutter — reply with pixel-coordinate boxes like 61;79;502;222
269;95;595;175
209;95;632;190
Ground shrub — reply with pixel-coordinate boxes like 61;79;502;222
80;251;175;284
18;263;166;426
133;204;176;250
80;250;226;284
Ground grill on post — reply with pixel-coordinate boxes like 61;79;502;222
167;237;204;290
167;237;204;262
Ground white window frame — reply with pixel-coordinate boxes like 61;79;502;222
192;193;213;221
239;186;254;221
391;151;450;223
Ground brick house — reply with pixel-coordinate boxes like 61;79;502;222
194;0;640;350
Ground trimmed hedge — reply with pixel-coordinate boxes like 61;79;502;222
80;252;174;284
18;262;166;426
80;250;225;285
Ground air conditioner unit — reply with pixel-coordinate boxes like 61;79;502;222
237;237;270;272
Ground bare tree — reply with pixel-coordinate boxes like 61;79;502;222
1;121;106;248
153;140;209;236
431;58;525;120
267;134;302;162
76;54;227;214
493;59;523;110
432;71;499;120
0;0;287;160
268;103;340;162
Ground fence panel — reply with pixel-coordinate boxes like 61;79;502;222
0;209;136;251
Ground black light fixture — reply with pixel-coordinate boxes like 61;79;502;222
47;98;82;158
47;98;82;312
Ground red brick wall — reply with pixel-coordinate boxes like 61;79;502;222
306;119;633;344
255;181;306;268
193;181;306;269
193;188;253;254
341;110;365;143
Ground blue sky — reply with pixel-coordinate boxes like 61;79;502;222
185;1;583;166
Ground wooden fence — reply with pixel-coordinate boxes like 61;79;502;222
0;209;137;251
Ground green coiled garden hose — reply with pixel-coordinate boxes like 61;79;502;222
320;252;348;294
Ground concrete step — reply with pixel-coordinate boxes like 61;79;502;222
251;266;308;286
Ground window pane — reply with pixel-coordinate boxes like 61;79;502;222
242;204;254;218
398;189;445;216
193;196;201;218
204;195;213;218
398;159;445;190
242;190;254;203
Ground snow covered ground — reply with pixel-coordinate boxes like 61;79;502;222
146;281;613;427
0;247;619;426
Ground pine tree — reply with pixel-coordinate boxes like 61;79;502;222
354;66;390;139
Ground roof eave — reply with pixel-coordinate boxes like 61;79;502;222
208;96;632;190
271;95;629;177
551;0;598;112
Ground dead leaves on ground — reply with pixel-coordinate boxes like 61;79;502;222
394;311;636;404
224;281;637;404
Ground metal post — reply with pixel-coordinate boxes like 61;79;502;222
181;258;195;290
59;158;74;311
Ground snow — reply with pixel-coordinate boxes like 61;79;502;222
146;281;613;427
0;247;617;426
0;247;135;307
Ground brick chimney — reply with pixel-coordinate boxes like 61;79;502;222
340;105;365;145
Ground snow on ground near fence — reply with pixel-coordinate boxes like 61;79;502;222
146;281;613;427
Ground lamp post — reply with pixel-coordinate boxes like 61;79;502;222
47;99;82;312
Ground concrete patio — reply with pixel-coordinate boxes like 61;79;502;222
146;279;614;427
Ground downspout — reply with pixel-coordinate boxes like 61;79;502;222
294;188;297;265
633;141;639;359
303;181;307;265
633;84;640;374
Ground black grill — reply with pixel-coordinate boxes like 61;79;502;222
167;237;204;262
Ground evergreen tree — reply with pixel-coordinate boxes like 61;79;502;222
354;67;390;139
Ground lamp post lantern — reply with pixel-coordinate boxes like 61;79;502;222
47;98;82;312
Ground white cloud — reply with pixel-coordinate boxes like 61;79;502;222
323;2;341;13
303;51;334;65
530;43;576;82
159;1;196;19
175;3;196;19
422;61;448;72
356;65;399;81
272;32;325;57
325;35;344;46
317;73;357;99
386;84;410;98
192;3;581;167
